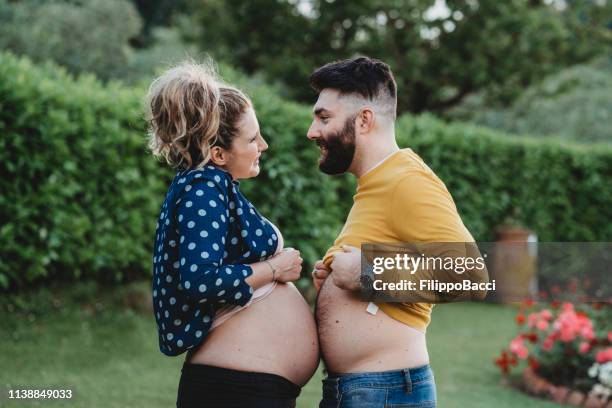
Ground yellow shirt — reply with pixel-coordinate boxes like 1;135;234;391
323;148;474;331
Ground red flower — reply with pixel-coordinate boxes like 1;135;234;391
528;357;540;370
595;347;612;363
495;351;511;374
552;304;594;343
522;299;535;308
536;320;549;331
527;312;538;328
542;337;555;351
495;301;609;376
510;336;529;359
540;309;553;320
578;342;591;354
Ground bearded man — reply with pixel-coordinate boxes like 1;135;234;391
307;57;483;408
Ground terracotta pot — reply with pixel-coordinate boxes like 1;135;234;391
521;367;609;407
495;226;533;242
533;377;552;395
567;391;586;406
493;227;537;302
550;386;570;404
585;394;606;408
523;366;537;394
523;367;552;395
523;367;555;396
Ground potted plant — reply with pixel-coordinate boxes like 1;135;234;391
492;208;538;301
495;300;612;407
495;208;535;243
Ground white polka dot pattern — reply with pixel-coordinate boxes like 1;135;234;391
151;165;280;356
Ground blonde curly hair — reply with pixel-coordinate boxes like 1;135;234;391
146;60;251;170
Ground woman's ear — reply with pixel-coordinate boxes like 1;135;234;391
209;146;228;166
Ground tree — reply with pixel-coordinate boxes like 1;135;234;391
0;0;142;81
449;56;612;144
185;0;611;113
130;0;187;46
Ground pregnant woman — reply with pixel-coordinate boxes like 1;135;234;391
146;61;319;407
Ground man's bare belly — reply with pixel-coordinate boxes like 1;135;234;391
188;282;319;386
316;278;429;373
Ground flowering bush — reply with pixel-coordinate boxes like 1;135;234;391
496;301;612;399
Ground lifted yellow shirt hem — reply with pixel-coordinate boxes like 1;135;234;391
323;149;474;331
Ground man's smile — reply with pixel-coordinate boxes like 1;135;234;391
315;139;328;153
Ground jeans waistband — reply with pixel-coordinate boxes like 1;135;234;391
324;364;433;392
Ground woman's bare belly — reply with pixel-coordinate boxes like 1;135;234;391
188;282;319;386
316;278;429;373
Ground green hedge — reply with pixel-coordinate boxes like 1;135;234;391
1;51;611;290
0;52;347;290
0;52;164;289
395;115;612;241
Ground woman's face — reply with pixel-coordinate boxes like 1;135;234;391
224;107;268;180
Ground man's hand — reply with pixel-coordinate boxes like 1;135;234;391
311;260;330;291
330;245;361;291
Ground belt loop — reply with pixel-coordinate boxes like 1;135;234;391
403;369;413;394
334;376;340;398
325;374;341;402
330;376;340;406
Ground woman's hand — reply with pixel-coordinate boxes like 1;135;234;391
268;248;303;283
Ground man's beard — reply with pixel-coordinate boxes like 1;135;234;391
317;116;356;175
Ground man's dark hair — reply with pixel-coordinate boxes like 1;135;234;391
310;56;397;102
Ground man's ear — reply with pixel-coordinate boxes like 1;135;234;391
209;146;228;166
357;108;375;134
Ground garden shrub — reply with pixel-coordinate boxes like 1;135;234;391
0;52;346;290
396;114;612;241
1;51;610;290
450;57;612;144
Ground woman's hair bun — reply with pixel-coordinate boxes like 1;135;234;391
146;59;222;169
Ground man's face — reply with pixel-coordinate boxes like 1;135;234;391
307;89;357;175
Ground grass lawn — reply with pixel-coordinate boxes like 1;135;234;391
0;283;560;407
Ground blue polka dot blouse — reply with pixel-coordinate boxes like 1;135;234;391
152;164;279;356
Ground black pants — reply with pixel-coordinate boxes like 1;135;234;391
177;363;301;408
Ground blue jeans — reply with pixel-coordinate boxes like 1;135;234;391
319;365;436;408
